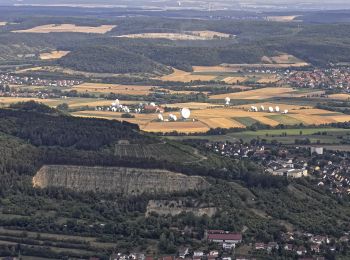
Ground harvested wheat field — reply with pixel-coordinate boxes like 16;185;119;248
192;66;239;73
330;115;350;123
40;50;70;60
165;102;222;110
72;83;154;95
160;69;216;82
223;76;248;84
234;102;310;111
220;62;309;69
142;121;209;133
14;24;116;34
72;104;350;133
329;94;350;100
257;75;279;83
0;97;58;106
287;114;337;125
202;117;245;129
210;87;296;100
295;108;340;115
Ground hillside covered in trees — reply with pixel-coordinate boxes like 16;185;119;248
0;11;349;73
0;103;350;258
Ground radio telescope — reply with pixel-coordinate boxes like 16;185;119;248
181;108;191;119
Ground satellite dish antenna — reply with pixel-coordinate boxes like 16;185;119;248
284;109;289;114
111;102;116;107
150;102;156;107
115;99;120;105
275;106;280;112
269;107;274;113
158;114;164;121
225;97;231;105
181;108;191;119
260;105;265;111
169;114;177;121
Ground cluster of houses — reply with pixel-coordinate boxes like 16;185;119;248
205;140;350;192
0;73;82;88
263;231;350;257
311;151;350;195
282;67;350;91
204;141;309;178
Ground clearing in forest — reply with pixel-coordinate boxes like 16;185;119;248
39;50;70;60
13;24;116;34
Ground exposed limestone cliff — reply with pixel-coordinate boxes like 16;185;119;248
33;165;210;195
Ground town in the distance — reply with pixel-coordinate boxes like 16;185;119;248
0;1;350;260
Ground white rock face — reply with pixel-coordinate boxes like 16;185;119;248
33;165;210;195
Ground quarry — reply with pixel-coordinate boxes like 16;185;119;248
33;165;210;195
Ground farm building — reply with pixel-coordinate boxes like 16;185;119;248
144;105;164;113
206;230;242;244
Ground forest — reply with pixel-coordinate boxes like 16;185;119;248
0;102;350;258
0;14;348;73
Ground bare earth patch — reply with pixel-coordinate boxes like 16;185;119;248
266;15;301;22
72;83;154;96
39;50;70;60
117;30;232;40
160;69;217;82
13;24;116;34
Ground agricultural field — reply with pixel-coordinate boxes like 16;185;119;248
142;121;210;133
164;66;280;84
229;128;350;144
264;54;306;65
210;87;324;100
168;128;350;145
71;83;154;95
165;102;222;109
329;93;350;100
0;97;138;109
117;30;232;40
233;102;311;111
39;50;70;60
13;24;116;34
71;100;350;134
160;69;217;82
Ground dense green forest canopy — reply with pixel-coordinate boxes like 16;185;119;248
0;14;349;72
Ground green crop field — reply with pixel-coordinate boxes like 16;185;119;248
233;117;259;127
267;114;303;125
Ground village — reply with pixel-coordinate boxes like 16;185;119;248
99;228;350;260
281;67;350;91
203;139;350;195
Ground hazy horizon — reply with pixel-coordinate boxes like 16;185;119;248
2;0;350;11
